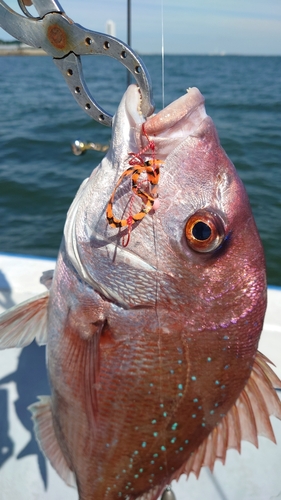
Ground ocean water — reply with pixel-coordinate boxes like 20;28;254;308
0;55;280;285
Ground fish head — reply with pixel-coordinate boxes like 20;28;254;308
65;85;266;336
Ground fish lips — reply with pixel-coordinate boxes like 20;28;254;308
139;86;208;158
112;84;208;158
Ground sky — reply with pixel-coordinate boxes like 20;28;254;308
0;0;281;55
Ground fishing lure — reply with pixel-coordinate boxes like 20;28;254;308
106;157;162;247
106;124;163;247
106;159;161;229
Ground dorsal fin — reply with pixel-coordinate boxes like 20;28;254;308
173;351;281;480
0;291;49;348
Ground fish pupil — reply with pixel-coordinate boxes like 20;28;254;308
192;221;211;241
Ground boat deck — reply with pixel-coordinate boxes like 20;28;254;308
0;253;280;499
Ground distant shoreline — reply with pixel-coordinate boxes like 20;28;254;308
0;48;46;56
0;46;279;57
0;41;46;56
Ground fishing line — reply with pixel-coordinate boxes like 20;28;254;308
161;0;165;109
151;200;169;479
161;0;171;483
151;0;169;471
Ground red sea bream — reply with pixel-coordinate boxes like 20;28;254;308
0;85;280;500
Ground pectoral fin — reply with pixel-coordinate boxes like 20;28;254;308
173;351;281;479
29;396;76;488
0;291;49;348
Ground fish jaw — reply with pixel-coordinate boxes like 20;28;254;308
143;87;207;157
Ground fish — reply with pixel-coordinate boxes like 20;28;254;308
0;84;281;500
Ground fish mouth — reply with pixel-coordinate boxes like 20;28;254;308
145;87;206;135
130;86;207;157
122;85;207;157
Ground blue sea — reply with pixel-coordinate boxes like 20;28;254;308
0;55;280;285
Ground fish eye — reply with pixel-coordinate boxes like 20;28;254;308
185;209;225;253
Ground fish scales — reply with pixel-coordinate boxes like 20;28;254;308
0;85;281;500
50;263;192;497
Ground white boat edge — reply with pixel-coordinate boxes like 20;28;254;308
0;252;280;500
